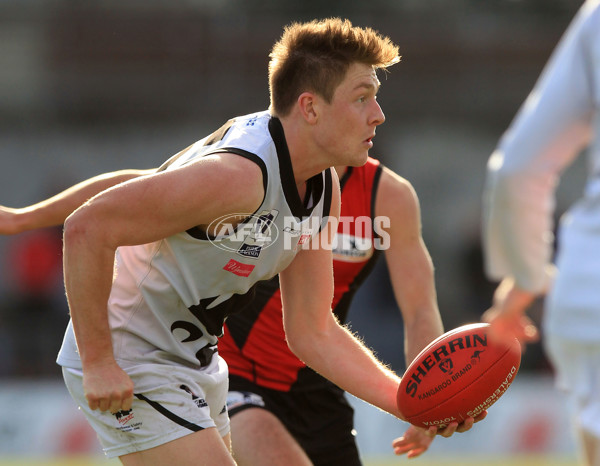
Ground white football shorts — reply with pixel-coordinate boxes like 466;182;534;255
62;356;230;458
545;336;600;438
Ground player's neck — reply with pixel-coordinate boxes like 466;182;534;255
335;166;347;179
279;115;329;185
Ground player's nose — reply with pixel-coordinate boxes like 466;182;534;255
370;100;385;126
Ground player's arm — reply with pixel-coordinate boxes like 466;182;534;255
375;168;479;450
375;167;444;364
63;152;264;413
0;169;155;235
482;3;594;342
280;175;402;418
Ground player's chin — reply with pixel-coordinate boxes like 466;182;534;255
348;150;369;167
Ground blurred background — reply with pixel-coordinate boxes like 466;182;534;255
0;0;588;464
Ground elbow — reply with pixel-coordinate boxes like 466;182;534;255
487;148;531;182
485;159;526;207
285;318;322;363
63;211;84;244
63;208;98;250
285;328;309;362
285;316;334;364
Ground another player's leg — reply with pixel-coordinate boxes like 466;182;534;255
545;337;600;466
120;428;235;466
230;407;312;466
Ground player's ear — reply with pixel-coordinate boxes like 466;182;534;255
298;92;318;124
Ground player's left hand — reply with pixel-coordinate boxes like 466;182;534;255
392;425;434;459
392;412;487;458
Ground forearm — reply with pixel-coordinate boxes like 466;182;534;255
393;260;443;364
483;167;557;293
483;8;593;292
376;171;444;365
403;308;444;365
386;242;444;364
288;319;402;418
8;169;152;234
63;212;118;369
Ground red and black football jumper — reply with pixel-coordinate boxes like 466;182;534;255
220;157;384;466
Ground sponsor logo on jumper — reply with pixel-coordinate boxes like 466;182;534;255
298;233;311;245
332;232;373;261
335;216;390;251
223;259;255;277
287;221;322;252
405;333;487;398
237;243;262;258
283;225;302;236
208;210;279;258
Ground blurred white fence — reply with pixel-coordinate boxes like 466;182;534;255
0;374;576;461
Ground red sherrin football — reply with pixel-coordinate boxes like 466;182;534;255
397;323;521;428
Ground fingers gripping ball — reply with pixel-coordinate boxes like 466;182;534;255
397;323;521;428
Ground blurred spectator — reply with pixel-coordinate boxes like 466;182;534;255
1;226;67;377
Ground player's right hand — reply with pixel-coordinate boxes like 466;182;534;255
483;307;539;346
83;361;134;413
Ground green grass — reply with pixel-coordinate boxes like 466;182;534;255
0;454;580;466
364;454;579;466
0;458;119;466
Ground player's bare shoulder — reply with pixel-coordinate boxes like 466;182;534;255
375;166;420;222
